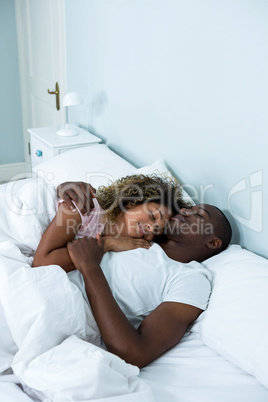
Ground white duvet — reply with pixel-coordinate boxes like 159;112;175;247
0;179;155;401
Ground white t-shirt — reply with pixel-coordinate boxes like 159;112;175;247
69;243;212;333
100;243;211;329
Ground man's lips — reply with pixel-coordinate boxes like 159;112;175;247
164;214;187;236
171;214;186;223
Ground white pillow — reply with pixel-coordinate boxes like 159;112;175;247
192;244;268;388
33;144;136;188
33;147;193;204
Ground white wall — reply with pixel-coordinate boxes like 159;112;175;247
65;0;268;258
0;0;24;165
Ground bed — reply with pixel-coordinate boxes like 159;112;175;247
0;143;267;401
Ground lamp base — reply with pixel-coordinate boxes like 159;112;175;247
57;125;80;137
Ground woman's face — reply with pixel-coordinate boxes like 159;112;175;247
120;202;173;241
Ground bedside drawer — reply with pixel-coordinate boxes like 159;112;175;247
31;135;54;167
29;126;102;171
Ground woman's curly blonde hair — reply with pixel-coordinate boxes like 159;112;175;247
96;174;191;222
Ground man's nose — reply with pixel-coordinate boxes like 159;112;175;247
180;208;191;216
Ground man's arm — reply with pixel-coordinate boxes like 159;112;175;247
67;237;203;368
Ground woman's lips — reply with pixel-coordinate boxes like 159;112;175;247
138;223;144;237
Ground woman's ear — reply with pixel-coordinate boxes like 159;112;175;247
207;237;222;250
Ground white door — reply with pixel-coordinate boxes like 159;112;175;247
15;0;66;167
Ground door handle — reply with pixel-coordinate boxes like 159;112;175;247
47;82;60;110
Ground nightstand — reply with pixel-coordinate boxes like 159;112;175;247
28;126;102;170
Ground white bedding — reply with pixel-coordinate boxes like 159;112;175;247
0;179;154;401
141;332;268;402
0;144;268;401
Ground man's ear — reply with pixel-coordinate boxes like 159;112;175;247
207;237;222;250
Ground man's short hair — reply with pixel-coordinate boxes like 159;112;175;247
213;207;232;253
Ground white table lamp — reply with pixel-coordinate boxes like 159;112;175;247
57;92;84;136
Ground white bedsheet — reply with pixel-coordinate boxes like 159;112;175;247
140;332;268;402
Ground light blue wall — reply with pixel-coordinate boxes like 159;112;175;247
65;0;268;258
0;0;24;164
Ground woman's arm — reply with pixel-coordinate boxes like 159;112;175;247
67;237;202;368
32;203;82;272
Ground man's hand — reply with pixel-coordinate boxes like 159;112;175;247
57;181;96;215
67;237;104;273
97;234;152;253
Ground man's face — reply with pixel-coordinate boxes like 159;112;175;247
165;204;218;243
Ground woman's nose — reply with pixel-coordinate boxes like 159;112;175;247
146;223;159;233
145;223;152;232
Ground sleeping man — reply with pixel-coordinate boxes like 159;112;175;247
59;182;232;368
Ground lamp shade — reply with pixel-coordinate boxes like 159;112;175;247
57;91;84;137
62;92;83;107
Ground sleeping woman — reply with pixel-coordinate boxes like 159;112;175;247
33;174;189;272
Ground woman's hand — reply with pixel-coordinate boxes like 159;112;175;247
97;234;152;253
67;237;104;273
57;181;96;215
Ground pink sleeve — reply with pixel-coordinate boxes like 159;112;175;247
57;198;105;238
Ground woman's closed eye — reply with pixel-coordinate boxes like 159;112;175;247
150;211;156;221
